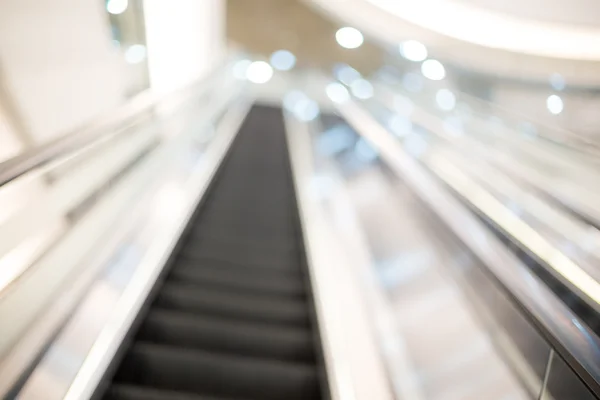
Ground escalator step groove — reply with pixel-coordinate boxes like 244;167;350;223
102;105;323;400
105;384;243;400
137;309;315;362
155;282;311;327
166;268;306;298
114;342;320;400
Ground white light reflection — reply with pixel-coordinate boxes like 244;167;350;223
246;61;273;84
325;82;350;103
402;73;423;92
387;115;412;137
546;94;564;115
124;44;147;64
443;116;463;137
310;175;334;200
517;121;537;140
335;27;364;49
355;138;378;162
317;125;355;156
404;135;428;158
270;50;296;71
550;73;566;91
334;64;361;85
232;59;251;80
284;91;319;121
154;185;185;221
393;95;414;115
107;0;128;15
376;66;401;84
421;59;446;80
295;99;320;121
283;90;306;111
350;79;374;99
435;88;456;111
399;40;428;62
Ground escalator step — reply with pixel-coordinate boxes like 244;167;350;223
177;253;302;273
114;343;321;400
167;266;306;298
102;105;323;400
174;257;303;279
184;239;297;261
105;384;242;400
180;243;296;266
185;232;297;253
137;309;315;362
155;283;310;327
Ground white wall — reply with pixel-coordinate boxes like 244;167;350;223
0;110;22;163
144;0;225;94
0;0;126;144
452;0;600;27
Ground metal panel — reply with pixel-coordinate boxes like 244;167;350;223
543;352;598;400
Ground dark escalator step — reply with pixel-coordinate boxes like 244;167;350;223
183;240;297;261
205;192;293;205
163;278;305;302
174;258;303;279
180;245;296;267
137;309;315;362
115;343;321;400
192;216;295;231
105;384;241;400
155;283;311;327
190;227;296;241
185;232;297;252
198;209;295;223
177;253;301;273
188;228;296;241
167;267;306;297
199;205;294;220
104;106;323;400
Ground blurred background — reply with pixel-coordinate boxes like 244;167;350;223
1;1;600;400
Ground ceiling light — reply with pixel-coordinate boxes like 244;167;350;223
336;27;364;49
421;59;446;80
106;0;128;15
546;94;563;115
400;40;428;62
270;50;296;71
246;61;273;84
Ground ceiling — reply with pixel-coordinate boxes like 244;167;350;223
452;0;600;27
305;0;600;86
226;0;384;74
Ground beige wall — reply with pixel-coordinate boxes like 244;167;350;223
227;0;384;75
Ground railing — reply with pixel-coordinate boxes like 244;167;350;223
0;59;242;397
372;67;600;159
0;61;228;188
457;89;599;152
334;86;600;399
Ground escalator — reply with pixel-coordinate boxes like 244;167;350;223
100;105;325;400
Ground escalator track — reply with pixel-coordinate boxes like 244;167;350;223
100;105;325;400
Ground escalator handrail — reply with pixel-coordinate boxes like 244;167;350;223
337;99;600;397
0;58;228;188
455;89;600;154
